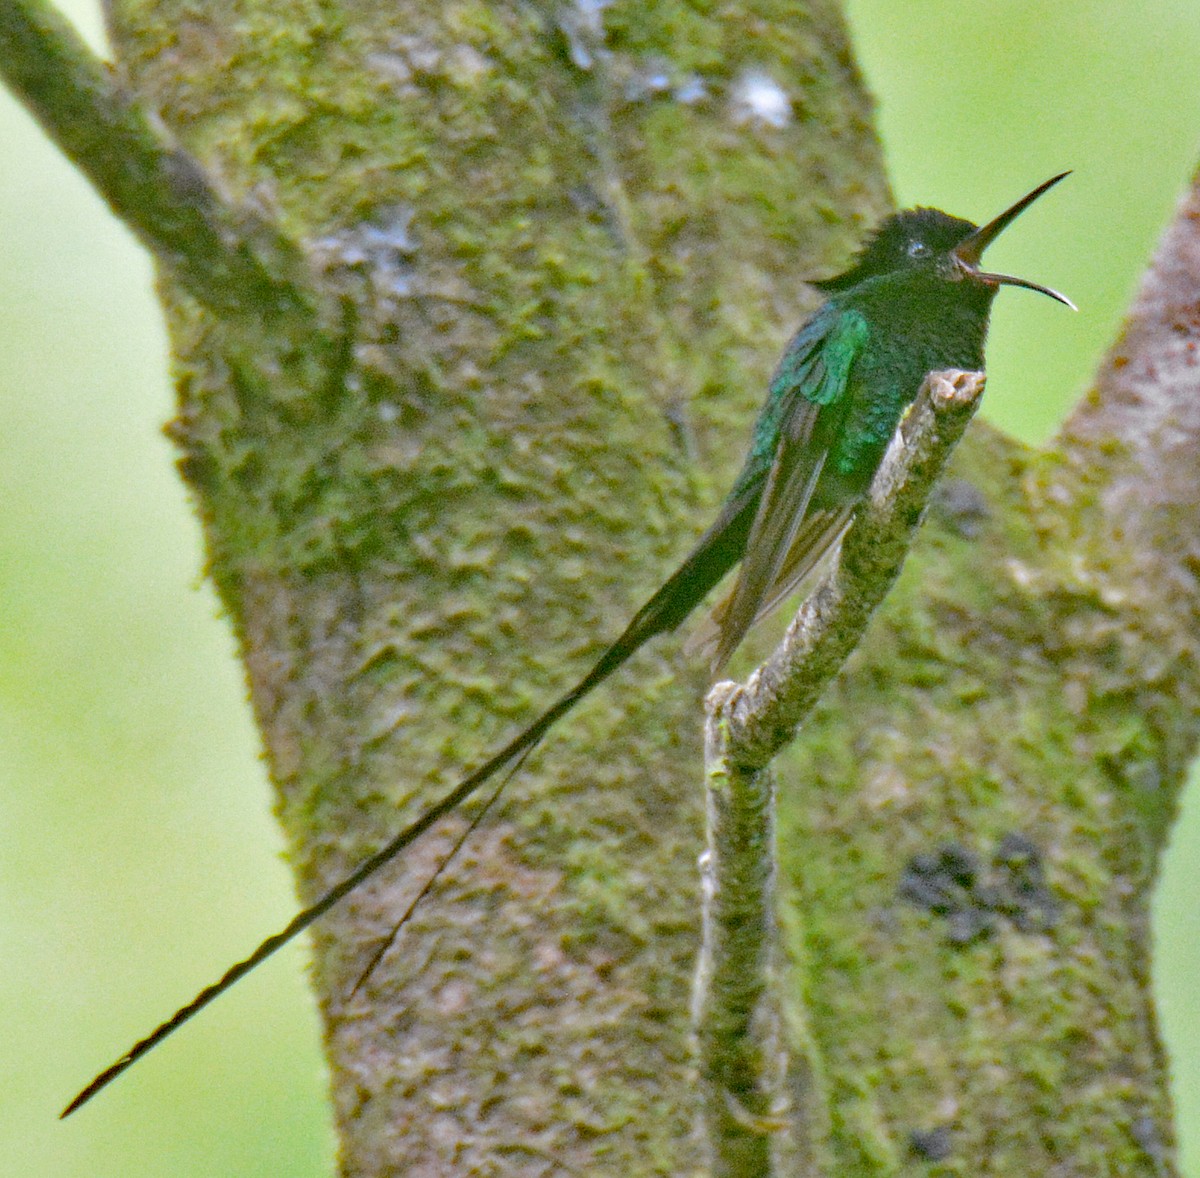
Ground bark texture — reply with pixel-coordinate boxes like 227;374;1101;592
97;2;888;1173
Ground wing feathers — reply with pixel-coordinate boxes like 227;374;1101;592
697;307;869;672
684;505;853;666
707;411;827;672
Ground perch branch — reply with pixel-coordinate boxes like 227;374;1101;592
696;687;790;1178
694;369;986;1175
0;0;324;328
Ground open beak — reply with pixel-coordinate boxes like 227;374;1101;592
952;172;1076;309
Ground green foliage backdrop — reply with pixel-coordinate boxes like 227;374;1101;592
2;2;1197;1174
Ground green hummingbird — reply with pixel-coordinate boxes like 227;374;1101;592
63;173;1073;1116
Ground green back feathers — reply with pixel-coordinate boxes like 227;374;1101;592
736;306;869;495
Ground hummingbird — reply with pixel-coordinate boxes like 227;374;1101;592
63;173;1073;1116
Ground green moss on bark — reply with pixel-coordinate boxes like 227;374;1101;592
107;1;889;1172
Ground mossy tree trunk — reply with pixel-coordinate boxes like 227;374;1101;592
5;0;1198;1173
99;1;887;1172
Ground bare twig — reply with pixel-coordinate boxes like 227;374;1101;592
696;684;788;1178
0;0;324;328
694;370;986;1177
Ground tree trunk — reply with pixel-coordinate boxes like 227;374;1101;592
101;1;887;1172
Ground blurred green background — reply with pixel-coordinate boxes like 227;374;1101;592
3;3;1198;1175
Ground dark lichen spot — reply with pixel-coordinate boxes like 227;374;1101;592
991;831;1061;933
909;1124;953;1161
945;904;997;946
899;834;1061;943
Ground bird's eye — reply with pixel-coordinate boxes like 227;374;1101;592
907;240;930;259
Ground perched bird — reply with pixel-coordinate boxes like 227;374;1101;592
63;173;1073;1116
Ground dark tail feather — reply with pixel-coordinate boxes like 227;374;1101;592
686;504;853;670
348;745;528;1000
61;489;759;1118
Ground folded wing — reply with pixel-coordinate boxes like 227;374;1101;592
704;307;868;672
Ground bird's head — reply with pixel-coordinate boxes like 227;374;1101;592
815;173;1074;309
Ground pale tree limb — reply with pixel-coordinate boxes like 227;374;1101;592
1056;165;1200;656
696;700;782;1178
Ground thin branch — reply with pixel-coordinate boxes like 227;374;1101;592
717;369;987;770
696;686;789;1178
693;370;985;1176
0;0;324;328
